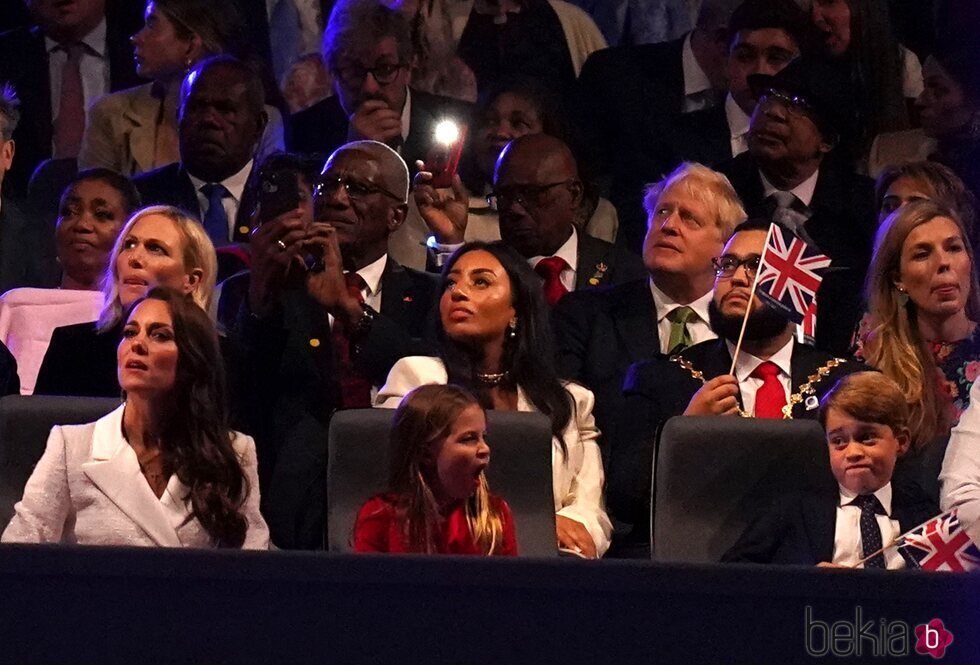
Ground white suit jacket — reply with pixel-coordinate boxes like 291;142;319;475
376;356;613;556
2;405;270;549
941;381;980;546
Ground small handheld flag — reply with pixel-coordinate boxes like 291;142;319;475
755;224;831;324
899;510;980;572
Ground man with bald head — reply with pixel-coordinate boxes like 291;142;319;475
224;140;440;549
492;134;644;305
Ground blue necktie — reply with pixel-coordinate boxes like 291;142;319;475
201;183;229;246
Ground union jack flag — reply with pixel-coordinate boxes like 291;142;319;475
899;510;980;572
756;224;832;324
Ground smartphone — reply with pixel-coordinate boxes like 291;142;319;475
258;168;301;224
426;120;467;189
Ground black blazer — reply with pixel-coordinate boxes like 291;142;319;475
0;337;18;397
0;4;143;197
612;338;866;544
284;89;472;168
716;152;876;355
223;258;440;549
0;197;51;292
132;162;253;244
574;232;646;291
553;278;661;465
666;103;732;168
722;483;938;565
34;321;122;398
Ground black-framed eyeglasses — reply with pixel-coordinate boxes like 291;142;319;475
333;62;406;87
314;175;403;202
487;180;577;210
712;255;761;278
758;88;816;117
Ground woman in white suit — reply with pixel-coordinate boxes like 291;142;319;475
2;287;269;548
376;242;612;557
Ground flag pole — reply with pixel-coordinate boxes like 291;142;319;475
728;223;775;376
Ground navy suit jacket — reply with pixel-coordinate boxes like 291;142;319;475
722;483;938;565
0;3;143;196
574;232;646;291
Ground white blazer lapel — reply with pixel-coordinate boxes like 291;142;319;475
81;406;182;547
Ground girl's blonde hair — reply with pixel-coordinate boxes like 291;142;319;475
97;206;218;332
387;384;506;554
862;200;980;446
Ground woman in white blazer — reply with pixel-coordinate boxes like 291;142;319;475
3;287;269;549
376;242;612;557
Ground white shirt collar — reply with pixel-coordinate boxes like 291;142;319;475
45;17;107;57
530;226;578;273
760;167;820;208
650;280;713;326
353;253;388;298
725;93;751;140
839;482;894;517
725;335;795;383
682;32;713;97
187;159;253;204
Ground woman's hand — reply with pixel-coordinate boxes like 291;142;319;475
683;375;742;416
556;515;598;559
413;160;469;244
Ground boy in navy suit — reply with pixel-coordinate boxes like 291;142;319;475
724;372;937;568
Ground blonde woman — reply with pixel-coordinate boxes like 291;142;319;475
860;200;980;445
34;206;217;397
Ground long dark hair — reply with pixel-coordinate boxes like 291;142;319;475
124;287;249;547
439;242;572;455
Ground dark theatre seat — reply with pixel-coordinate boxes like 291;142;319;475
0;395;120;530
327;408;557;556
652;416;831;564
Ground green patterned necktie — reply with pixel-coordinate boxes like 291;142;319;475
666;306;696;352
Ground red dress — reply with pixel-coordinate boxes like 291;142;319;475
352;493;518;555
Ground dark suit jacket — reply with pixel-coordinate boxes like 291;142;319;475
553;278;661;468
666;103;732;168
722;483;938;565
33;321;121;398
223;258;440;549
284;89;472;168
574;232;646;291
576;36;699;251
0;4;143;197
133;162;253;245
716;152;876;355
612;338;866;547
0;337;18;396
0;197;51;292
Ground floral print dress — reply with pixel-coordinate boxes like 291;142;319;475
930;326;980;425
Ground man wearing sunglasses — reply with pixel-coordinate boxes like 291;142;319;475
716;56;875;356
610;218;864;557
228;140;440;550
285;1;469;168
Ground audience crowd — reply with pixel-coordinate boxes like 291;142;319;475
0;0;978;567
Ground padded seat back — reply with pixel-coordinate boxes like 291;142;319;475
652;416;831;563
327;408;557;556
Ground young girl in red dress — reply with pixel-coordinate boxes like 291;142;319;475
353;384;518;555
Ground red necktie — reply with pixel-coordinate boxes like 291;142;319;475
751;361;786;419
53;42;86;159
535;256;570;306
331;272;372;408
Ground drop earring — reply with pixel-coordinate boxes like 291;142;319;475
507;318;517;339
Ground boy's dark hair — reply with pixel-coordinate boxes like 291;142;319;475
727;0;811;52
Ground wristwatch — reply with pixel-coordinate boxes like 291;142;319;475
351;303;378;339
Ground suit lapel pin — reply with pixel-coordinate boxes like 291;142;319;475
588;262;608;286
805;395;819;411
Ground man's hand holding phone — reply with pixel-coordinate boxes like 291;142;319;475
304;223;363;326
248;210;308;317
347;99;402;144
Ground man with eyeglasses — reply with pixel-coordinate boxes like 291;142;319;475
285;0;470;167
667;0;809;167
716;56;875;355
609;218;864;557
226;140;440;549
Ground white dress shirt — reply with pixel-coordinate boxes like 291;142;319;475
681;32;715;113
45;18;109;140
188;160;254;240
833;483;904;569
726;336;793;416
941;380;980;546
760;168;820;209
724;93;751;157
530;227;578;292
326;253;387;330
651;281;715;354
